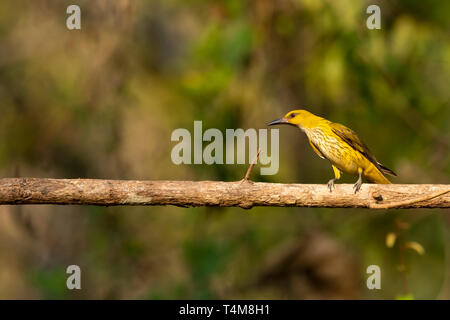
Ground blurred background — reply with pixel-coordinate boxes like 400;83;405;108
0;0;449;299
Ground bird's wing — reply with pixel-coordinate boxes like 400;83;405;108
330;122;382;171
308;139;326;159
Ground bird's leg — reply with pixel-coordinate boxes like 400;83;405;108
328;165;341;192
353;168;363;193
327;179;336;192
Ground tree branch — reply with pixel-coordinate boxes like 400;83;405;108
0;178;449;209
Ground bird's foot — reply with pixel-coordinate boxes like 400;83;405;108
327;179;336;192
353;179;362;194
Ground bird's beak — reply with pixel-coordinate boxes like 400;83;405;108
267;117;288;126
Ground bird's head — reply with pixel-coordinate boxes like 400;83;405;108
267;109;315;128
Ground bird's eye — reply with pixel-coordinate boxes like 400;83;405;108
290;113;296;118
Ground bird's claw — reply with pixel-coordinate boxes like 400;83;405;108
353;180;362;193
327;179;335;192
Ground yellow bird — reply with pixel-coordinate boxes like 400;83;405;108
268;110;396;193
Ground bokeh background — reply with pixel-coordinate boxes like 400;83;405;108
0;0;449;299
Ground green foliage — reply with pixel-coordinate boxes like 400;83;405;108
183;237;233;298
30;268;69;300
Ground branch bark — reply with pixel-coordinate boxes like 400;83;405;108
0;178;449;209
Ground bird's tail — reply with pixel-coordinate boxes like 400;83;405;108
364;164;392;184
377;162;397;177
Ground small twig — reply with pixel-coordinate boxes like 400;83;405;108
370;189;450;209
241;149;262;182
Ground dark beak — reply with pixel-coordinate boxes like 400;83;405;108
267;117;288;126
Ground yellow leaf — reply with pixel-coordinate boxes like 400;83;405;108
386;232;397;248
404;241;425;255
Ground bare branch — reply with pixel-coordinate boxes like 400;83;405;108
0;178;449;209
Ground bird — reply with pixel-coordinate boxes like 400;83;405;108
268;109;396;193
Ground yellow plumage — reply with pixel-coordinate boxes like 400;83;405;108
268;110;396;193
